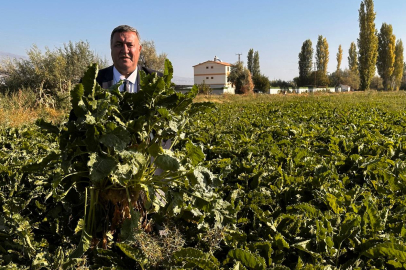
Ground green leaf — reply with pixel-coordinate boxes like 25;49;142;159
363;196;383;232
336;213;361;245
82;63;98;97
116;242;148;269
173;248;219;270
74;219;85;234
147;142;163;157
247;241;273;266
225;248;266;270
69;228;92;258
233;262;248;270
154;153;179;171
363;242;406;262
287;203;321;219
326;193;344;214
186;141;205;166
274;233;290;249
88;153;118;186
71;83;86;117
36;118;60;134
99;125;131;151
164;58;173;85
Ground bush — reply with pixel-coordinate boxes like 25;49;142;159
197;81;213;96
0;41;107;108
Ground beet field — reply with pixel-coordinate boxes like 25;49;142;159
2;64;406;269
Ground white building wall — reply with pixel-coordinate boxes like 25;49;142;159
193;61;234;94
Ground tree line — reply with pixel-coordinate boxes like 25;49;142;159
297;0;404;91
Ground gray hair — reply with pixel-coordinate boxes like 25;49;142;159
110;25;141;47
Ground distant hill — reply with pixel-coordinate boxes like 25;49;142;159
0;51;26;61
172;76;194;85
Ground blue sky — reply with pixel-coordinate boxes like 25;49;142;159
1;0;406;81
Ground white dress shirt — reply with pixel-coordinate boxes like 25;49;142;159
113;66;138;93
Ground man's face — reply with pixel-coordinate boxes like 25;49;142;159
111;31;142;77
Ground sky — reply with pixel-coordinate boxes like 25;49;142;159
1;0;406;81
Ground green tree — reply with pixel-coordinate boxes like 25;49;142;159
310;70;330;87
336;45;343;72
340;69;360;90
138;40;167;72
253;74;270;92
358;0;378;90
316;35;329;75
348;42;359;74
377;23;396;90
392;39;404;90
247;49;254;74
298;39;313;86
252;51;260;77
228;61;254;94
370;75;383;90
334;45;343;85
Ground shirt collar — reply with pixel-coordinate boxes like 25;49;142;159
113;66;138;84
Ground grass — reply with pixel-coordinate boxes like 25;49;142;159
0;89;67;127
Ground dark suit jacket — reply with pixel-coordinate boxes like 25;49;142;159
69;65;162;121
97;65;163;91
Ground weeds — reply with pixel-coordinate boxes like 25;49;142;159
0;88;66;127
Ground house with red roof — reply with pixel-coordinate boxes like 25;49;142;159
193;56;235;94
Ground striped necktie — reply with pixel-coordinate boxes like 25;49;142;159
123;80;128;92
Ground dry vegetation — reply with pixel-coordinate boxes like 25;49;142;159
0;89;66;127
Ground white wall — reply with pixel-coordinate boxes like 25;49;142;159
194;61;234;94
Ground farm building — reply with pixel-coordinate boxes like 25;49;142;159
193;56;235;94
335;84;351;92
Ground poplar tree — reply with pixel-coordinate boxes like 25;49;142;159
316;35;329;75
336;45;343;72
392;39;404;90
252;51;260;77
247;49;254;75
348;42;359;74
377;23;396;90
298;39;313;86
358;0;378;90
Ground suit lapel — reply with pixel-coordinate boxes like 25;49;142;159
97;66;115;89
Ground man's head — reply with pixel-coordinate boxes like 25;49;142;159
110;25;142;77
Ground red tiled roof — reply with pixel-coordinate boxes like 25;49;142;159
193;60;232;67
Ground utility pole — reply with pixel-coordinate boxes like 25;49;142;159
236;53;242;63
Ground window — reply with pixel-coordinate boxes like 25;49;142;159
211;66;213;69
206;77;209;79
206;66;209;69
211;77;214;79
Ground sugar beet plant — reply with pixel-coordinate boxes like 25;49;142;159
57;59;226;267
0;60;228;269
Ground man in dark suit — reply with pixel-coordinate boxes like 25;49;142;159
97;25;162;91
